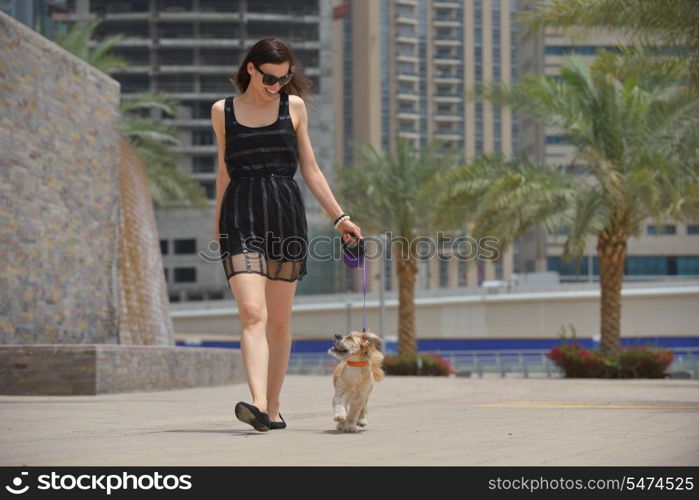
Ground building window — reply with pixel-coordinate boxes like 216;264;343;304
475;102;483;154
155;74;194;92
101;0;148;14
193;101;215;119
383;248;393;291
439;258;449;287
545;135;571;144
397;5;414;18
199;180;215;200
399;82;415;94
192;130;214;146
174;239;197;254
156;22;193;38
647;224;676;235
117;75;149;93
547;225;569;236
309;75;321;94
686;225;699;234
164;268;168;283
159;49;194;65
174;267;196;283
544;46;622;56
158;0;192;12
458;259;467;286
160;239;168;255
678;257;699;275
192;156;215;173
547;256;599;276
625;256;667;275
495;258;503;280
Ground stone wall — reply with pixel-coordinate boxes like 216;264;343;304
0;12;243;394
0;11;121;344
0;11;176;346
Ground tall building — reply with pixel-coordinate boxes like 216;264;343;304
333;0;517;292
50;0;533;299
58;0;338;300
516;0;699;280
0;0;69;38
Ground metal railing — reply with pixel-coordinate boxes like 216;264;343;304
287;347;699;379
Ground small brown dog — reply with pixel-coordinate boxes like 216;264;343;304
328;330;385;432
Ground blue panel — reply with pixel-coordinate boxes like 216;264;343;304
176;337;699;353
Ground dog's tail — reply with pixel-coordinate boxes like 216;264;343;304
370;351;385;382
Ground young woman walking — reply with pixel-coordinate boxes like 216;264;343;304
211;37;363;431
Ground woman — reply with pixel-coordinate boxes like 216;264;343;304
211;37;363;431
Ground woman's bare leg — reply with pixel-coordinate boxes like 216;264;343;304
265;275;298;422
228;271;269;414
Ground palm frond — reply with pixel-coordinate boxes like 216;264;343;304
520;0;699;48
334;137;464;239
560;187;609;261
433;154;576;251
53;18;101;60
518;0;699;88
120;91;185;116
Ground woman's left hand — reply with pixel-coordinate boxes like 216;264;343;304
337;219;363;244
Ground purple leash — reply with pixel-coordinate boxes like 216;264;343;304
361;252;367;332
342;234;367;332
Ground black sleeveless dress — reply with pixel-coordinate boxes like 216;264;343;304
218;91;308;282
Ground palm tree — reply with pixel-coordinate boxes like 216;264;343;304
335;137;461;356
52;18;209;210
520;0;699;89
434;52;699;354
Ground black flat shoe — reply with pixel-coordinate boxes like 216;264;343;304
235;401;271;432
269;413;286;429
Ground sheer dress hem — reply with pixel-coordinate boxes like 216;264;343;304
221;249;307;283
223;267;308;283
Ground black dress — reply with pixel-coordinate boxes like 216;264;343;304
218;91;308;282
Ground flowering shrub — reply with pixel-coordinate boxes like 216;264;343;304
618;345;674;378
547;344;617;378
547;343;674;378
383;351;453;376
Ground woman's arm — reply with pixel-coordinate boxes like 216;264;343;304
211;99;231;244
292;95;363;241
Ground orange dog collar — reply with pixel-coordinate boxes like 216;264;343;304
346;360;368;367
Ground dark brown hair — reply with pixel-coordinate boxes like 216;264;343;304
229;37;316;109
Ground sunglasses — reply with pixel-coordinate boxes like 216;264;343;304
254;63;293;86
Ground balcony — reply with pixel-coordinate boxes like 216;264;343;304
435;66;461;76
433;19;461;28
433;13;458;21
434;88;461;98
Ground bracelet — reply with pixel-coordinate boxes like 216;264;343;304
333;213;349;226
334;215;350;229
